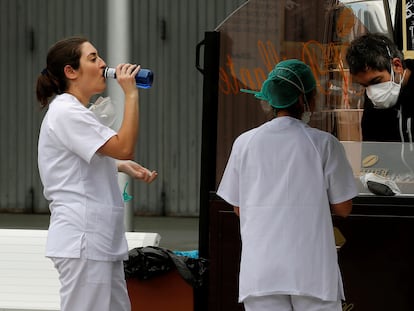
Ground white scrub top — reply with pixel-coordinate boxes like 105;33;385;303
38;93;128;261
217;117;358;303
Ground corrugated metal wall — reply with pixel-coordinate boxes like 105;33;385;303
0;0;246;216
0;0;107;213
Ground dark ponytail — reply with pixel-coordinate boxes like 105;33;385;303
36;36;88;109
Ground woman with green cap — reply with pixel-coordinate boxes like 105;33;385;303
217;59;357;311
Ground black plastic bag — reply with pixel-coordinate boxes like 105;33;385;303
124;246;208;288
124;246;173;280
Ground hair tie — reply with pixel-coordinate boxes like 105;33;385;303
41;68;48;76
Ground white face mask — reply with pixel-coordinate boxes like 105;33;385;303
300;91;312;124
89;96;117;128
366;68;406;109
301;111;312;124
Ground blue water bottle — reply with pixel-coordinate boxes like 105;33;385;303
103;67;154;89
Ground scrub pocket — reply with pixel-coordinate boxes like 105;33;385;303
85;203;128;260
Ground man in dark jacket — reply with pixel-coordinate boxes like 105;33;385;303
346;33;414;142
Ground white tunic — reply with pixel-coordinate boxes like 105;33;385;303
38;93;128;261
217;117;358;303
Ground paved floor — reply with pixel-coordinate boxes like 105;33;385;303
0;213;199;251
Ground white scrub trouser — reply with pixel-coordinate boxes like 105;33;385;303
243;294;342;311
51;256;131;311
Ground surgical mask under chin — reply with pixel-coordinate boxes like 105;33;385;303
301;111;311;123
89;96;117;128
301;96;312;124
366;69;405;109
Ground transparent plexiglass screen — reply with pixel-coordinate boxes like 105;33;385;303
213;0;414;194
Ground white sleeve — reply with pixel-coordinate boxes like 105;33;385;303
324;137;359;204
217;142;241;207
50;103;117;163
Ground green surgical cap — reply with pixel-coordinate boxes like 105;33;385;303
241;59;316;109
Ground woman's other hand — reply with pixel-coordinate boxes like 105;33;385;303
117;160;158;184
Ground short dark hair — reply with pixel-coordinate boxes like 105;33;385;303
345;33;404;75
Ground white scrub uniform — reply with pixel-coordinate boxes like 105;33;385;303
38;93;129;310
217;116;358;305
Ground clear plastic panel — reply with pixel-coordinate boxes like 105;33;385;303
342;141;414;194
214;0;396;187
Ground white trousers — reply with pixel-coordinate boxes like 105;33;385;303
243;294;342;311
51;256;131;311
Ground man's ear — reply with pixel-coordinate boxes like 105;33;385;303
391;57;404;74
64;65;77;80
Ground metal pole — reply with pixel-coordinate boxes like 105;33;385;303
107;0;134;231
